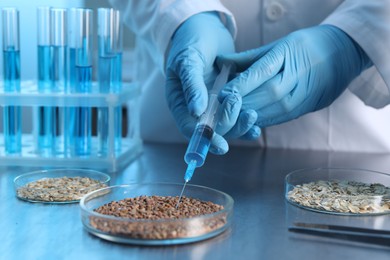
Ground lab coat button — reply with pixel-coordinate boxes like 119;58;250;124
266;2;285;21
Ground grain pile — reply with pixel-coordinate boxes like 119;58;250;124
90;195;227;239
17;177;107;202
287;180;390;214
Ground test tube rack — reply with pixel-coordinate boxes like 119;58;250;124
0;80;143;172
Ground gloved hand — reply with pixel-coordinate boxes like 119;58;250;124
217;25;372;127
166;12;261;155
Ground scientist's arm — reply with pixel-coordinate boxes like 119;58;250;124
217;3;377;127
322;0;390;108
109;0;261;154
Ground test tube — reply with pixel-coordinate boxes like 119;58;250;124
66;8;77;156
51;8;67;154
114;10;123;154
2;8;21;154
72;8;93;156
37;6;54;154
115;10;123;153
97;8;122;156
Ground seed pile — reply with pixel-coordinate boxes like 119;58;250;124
17;177;107;202
288;180;390;214
90;195;227;239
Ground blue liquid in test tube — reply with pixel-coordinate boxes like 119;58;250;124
98;55;116;154
37;7;54;154
74;64;92;155
67;48;76;146
98;8;122;155
2;8;21;154
114;52;122;150
72;9;93;156
37;45;54;153
69;47;76;90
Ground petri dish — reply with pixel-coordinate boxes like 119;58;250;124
14;168;110;203
285;168;390;215
80;183;234;245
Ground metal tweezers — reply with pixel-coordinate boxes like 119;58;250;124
289;222;390;247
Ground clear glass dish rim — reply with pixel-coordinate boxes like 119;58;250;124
14;168;111;192
286;167;390;179
80;182;234;223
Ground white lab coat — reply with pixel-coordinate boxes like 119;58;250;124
110;0;390;153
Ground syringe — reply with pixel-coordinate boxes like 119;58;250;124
176;64;231;207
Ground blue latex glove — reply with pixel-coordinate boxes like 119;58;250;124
166;12;261;155
217;25;372;127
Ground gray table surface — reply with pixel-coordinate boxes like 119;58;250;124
2;142;390;260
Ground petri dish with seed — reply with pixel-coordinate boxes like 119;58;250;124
80;183;234;245
285;168;390;215
14;169;110;203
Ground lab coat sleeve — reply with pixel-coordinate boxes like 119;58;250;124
108;0;236;69
321;0;390;109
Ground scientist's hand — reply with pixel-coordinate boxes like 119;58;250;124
166;12;261;155
217;25;372;127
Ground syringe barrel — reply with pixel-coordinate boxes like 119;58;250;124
184;90;220;167
184;124;213;167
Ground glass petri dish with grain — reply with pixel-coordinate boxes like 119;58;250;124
285;168;390;215
80;183;234;245
14;169;110;203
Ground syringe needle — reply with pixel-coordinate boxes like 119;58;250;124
176;181;187;209
176;160;197;209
